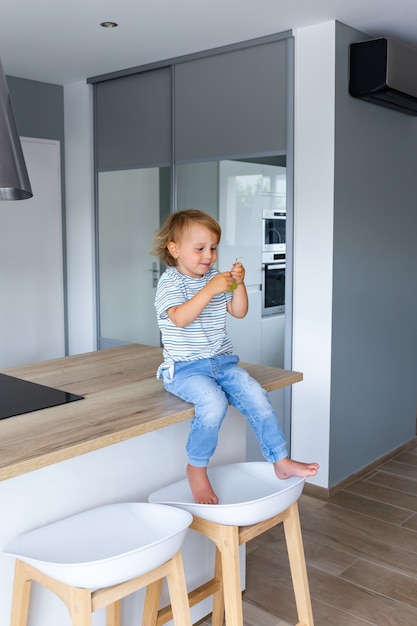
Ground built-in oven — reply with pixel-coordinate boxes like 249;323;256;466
262;208;286;253
261;251;285;316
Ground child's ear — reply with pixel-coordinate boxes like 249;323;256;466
167;241;178;258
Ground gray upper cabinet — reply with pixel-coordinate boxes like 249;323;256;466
93;35;290;170
174;40;288;162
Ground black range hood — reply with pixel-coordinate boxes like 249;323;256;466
0;57;33;200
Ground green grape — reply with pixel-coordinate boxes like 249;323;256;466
228;281;237;292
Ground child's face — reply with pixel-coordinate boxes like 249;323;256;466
168;222;218;278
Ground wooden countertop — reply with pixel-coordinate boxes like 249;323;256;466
0;344;302;482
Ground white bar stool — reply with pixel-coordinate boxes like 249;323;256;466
149;462;314;626
3;502;193;626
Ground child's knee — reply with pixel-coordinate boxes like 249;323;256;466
197;387;228;424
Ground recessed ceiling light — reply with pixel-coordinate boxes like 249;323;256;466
100;21;118;28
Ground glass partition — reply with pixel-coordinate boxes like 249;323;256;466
97;166;170;349
97;157;288;367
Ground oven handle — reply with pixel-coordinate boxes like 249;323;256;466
263;263;285;270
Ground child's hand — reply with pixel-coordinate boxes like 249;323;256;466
209;272;236;294
230;262;245;288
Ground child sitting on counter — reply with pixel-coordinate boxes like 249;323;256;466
152;209;319;504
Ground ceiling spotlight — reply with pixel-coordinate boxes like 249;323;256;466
100;21;118;28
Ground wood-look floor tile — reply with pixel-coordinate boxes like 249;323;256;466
299;493;328;514
245;559;303;624
401;511;417;531
394;450;417;464
307;567;417;625
324;489;413;525
301;506;417;577
250;522;356;577
379;458;417;481
346;478;417;512
365;471;417;496
394;446;417;465
301;535;358;576
307;502;417;554
198;601;290;626
246;544;417;625
341;559;417;610
304;600;374;625
242;600;291;626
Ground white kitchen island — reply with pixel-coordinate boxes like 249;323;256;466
0;344;302;626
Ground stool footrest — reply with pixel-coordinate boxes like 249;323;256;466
156;576;222;626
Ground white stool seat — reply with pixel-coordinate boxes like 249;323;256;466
149;462;305;525
3;502;192;588
148;463;313;626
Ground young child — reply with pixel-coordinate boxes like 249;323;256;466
152;209;318;504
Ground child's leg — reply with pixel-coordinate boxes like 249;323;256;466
219;361;319;478
162;360;229;503
186;465;218;505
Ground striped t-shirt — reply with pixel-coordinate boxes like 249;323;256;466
155;266;233;378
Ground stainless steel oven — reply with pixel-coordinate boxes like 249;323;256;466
261;251;285;316
262;208;286;254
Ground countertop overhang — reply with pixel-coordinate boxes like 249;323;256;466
0;344;302;482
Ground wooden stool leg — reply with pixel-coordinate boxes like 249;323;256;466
211;547;225;626
216;525;243;626
283;502;314;626
69;586;93;626
165;551;193;626
142;578;163;626
106;600;121;626
10;560;32;626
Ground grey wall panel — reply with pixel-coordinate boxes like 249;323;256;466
95;67;171;170
329;22;417;486
7;77;64;142
174;40;287;161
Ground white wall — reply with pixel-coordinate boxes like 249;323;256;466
291;22;336;488
292;21;417;489
0;139;65;368
64;81;96;355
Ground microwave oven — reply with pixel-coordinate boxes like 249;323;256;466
262;208;286;253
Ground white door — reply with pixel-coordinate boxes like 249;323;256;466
0;138;65;368
98;168;160;348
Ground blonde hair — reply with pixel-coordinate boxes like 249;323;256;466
151;209;221;266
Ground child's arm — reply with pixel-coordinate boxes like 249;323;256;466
167;272;234;328
227;262;248;319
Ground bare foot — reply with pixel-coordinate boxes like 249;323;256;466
274;457;319;480
186;464;218;504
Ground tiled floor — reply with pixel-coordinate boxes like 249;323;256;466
198;439;417;625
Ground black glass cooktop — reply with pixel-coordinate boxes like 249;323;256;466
0;373;83;420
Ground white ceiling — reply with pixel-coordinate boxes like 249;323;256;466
2;0;417;85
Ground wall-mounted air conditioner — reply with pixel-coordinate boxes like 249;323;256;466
349;37;417;116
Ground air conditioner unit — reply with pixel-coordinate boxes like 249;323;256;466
349;37;417;116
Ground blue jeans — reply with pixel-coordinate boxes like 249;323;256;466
162;354;288;467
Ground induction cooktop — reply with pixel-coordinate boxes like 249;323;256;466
0;373;83;420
